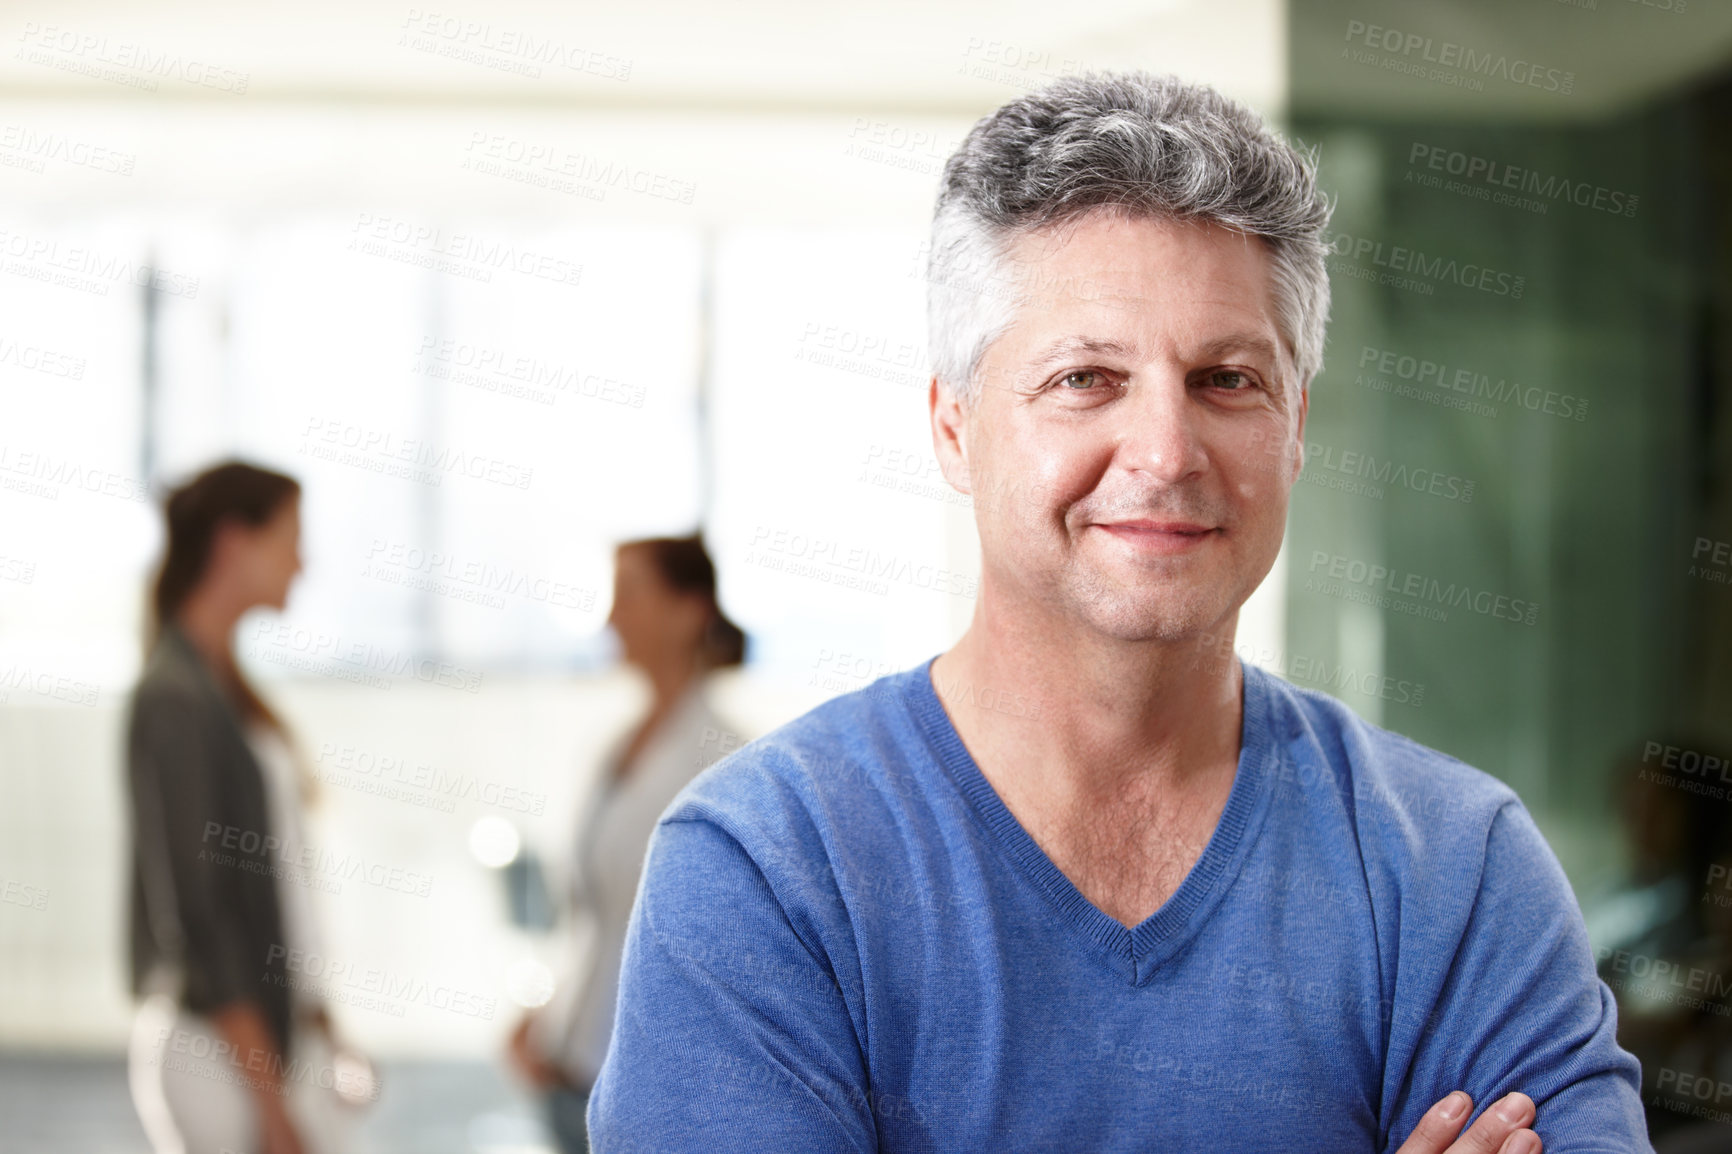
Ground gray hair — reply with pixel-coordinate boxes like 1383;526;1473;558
927;72;1332;406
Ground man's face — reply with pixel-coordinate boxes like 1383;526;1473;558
932;210;1307;645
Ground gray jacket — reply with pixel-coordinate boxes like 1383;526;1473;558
124;624;293;1053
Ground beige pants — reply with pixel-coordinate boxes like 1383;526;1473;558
127;995;357;1154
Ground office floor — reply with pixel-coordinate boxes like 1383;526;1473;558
0;1053;555;1154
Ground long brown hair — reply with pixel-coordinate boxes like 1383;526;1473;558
149;461;301;736
626;534;746;668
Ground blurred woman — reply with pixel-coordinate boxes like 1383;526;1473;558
124;461;361;1154
508;534;746;1154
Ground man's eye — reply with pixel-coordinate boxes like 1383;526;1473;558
1206;370;1255;390
1058;370;1106;390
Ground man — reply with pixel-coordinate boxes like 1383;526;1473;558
588;73;1648;1152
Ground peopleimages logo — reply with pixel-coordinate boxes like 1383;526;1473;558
461;132;695;205
1341;20;1575;95
0;125;136;177
1355;346;1589;422
265;945;497;1020
744;525;978;599
248;620;484;694
1326;232;1524;298
0;227;201;298
1406;143;1639;218
0;445;149;502
200;820;435;898
397;9;632;81
1245;428;1476;504
1652;1068;1732;1123
14;22;251;94
1193;631;1427;707
1305;551;1540;626
300;418;534;490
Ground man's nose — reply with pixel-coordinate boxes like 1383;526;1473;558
1120;376;1209;483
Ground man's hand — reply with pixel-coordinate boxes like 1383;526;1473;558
1395;1091;1541;1154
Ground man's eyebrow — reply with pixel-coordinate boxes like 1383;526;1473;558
1025;333;1284;372
1026;336;1137;371
1191;333;1282;365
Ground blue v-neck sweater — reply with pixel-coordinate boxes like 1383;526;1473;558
588;658;1648;1152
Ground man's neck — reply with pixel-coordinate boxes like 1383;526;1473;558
929;599;1247;927
931;600;1244;810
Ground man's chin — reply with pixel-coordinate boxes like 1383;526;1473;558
1069;592;1234;646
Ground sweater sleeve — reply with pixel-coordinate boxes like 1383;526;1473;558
1383;800;1651;1153
587;814;877;1153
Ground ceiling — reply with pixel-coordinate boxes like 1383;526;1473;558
0;0;1284;116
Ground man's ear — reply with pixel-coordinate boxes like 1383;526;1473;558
929;376;973;495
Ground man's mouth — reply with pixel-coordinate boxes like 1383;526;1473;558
1093;520;1218;554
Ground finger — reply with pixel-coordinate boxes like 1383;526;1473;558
1393;1091;1473;1154
1450;1092;1536;1154
1496;1130;1541;1154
